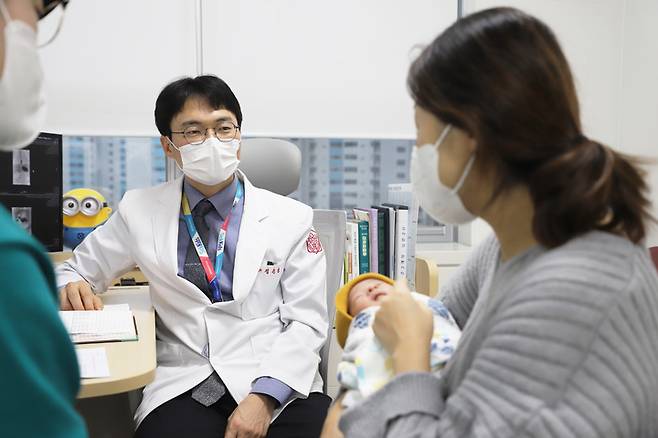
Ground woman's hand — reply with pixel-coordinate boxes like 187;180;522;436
373;280;434;374
320;395;345;438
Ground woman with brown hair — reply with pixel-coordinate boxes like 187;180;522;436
322;7;658;438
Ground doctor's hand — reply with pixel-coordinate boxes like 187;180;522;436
373;280;433;375
59;280;103;311
224;393;275;438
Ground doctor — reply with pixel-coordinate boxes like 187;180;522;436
57;75;331;438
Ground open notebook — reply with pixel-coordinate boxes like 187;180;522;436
59;304;138;344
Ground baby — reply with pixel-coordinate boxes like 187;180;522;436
334;273;461;408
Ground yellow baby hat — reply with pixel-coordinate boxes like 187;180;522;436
335;273;395;348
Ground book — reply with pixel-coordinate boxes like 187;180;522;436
387;183;421;288
378;205;396;277
353;208;378;274
372;206;388;276
395;207;409;282
59;305;138;344
383;203;409;283
345;220;360;281
368;208;379;273
356;220;370;274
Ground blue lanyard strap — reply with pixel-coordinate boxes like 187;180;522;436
181;180;244;302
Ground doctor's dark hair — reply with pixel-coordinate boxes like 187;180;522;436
408;7;654;248
154;75;243;138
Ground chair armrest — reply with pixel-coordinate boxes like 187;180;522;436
415;256;439;297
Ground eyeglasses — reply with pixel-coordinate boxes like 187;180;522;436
37;0;69;47
171;121;240;145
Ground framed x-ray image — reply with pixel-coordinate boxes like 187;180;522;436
12;149;31;186
11;207;32;234
0;133;63;251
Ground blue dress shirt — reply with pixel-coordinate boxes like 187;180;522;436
176;176;294;406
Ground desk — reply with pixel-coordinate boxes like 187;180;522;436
76;286;156;399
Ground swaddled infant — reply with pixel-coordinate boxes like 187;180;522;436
334;273;461;408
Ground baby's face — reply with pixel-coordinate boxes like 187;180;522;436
347;279;395;316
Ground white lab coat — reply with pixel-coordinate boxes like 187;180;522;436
56;172;328;426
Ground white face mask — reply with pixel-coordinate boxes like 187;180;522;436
0;1;47;151
410;124;477;225
168;136;240;186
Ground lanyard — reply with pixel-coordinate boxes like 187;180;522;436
181;181;244;302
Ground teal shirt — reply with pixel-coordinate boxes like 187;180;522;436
0;208;86;437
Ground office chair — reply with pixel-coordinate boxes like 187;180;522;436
311;209;346;394
239;138;346;394
238;138;302;196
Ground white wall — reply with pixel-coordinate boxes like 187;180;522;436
617;0;658;246
38;1;657;244
464;0;658;246
38;0;459;139
201;0;457;138
38;0;198;137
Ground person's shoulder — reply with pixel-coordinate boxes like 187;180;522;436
505;231;651;320
524;231;640;290
495;233;658;399
123;178;179;200
546;230;636;263
249;184;313;224
0;209;55;293
0;208;31;247
258;187;311;213
117;178;180;210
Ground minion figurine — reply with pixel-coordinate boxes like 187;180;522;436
62;188;112;250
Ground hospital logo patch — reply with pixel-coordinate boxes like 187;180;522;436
306;231;323;254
